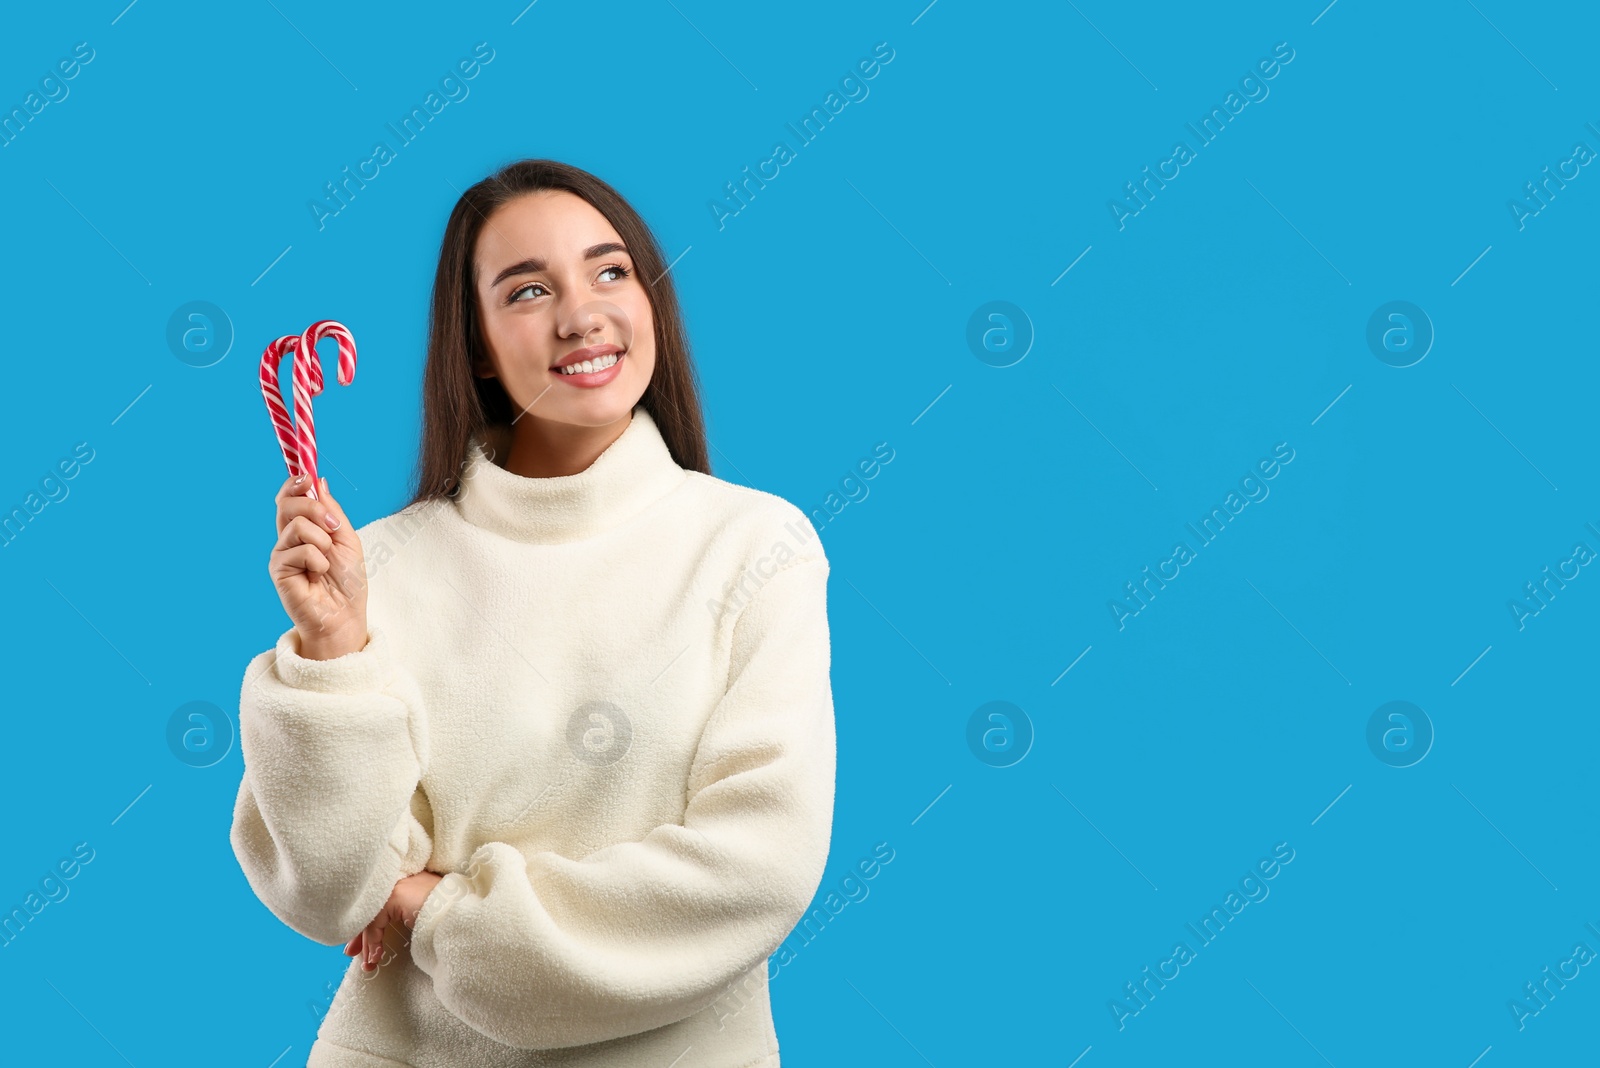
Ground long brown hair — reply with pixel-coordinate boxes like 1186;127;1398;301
403;159;710;509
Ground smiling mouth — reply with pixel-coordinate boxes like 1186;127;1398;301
551;350;624;376
553;350;620;375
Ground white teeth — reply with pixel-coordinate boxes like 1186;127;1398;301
558;353;621;375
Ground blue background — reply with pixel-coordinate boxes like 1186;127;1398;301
1;1;1595;1064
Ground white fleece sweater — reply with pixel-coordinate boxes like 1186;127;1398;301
229;405;834;1068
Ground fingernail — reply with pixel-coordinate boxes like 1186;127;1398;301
293;475;305;485
325;511;341;530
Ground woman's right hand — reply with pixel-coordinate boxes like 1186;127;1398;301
270;474;369;660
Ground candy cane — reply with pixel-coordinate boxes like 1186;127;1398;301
259;320;357;502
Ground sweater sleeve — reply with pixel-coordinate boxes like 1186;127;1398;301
229;623;434;947
408;552;836;1050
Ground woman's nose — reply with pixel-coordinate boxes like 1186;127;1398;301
559;299;631;347
557;303;606;340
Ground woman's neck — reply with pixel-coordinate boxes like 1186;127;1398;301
500;411;635;479
454;406;688;545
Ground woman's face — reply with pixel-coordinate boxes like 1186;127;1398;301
472;190;655;430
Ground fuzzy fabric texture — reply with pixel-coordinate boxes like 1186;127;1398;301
229;406;834;1067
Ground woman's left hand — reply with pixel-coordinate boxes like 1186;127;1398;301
344;871;445;972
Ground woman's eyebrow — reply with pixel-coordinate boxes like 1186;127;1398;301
489;242;629;288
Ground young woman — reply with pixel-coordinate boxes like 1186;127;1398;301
230;159;835;1067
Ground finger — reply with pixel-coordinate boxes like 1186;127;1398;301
273;542;331;577
374;909;396;967
315;478;355;547
348;920;372;971
275;514;334;555
275;472;317;509
276;485;346;541
368;913;389;967
275;472;306;500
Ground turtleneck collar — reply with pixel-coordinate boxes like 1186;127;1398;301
451;406;688;545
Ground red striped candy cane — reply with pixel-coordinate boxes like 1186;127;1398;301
259;320;357;502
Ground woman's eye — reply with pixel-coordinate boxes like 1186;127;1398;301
509;265;629;304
